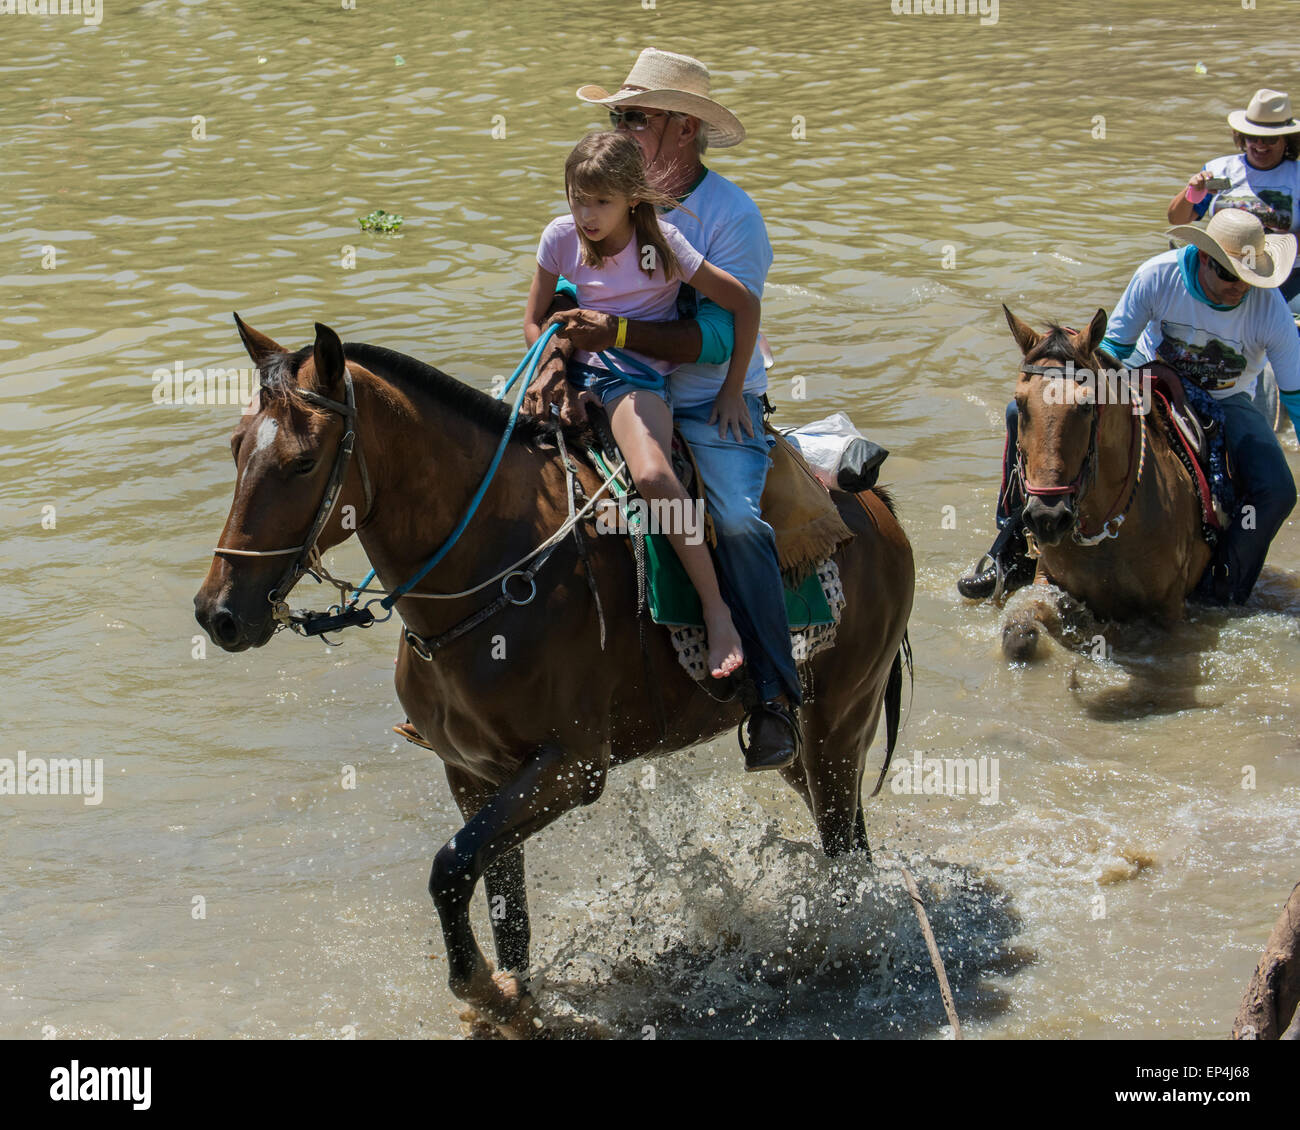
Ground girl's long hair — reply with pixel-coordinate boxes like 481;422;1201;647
564;131;696;279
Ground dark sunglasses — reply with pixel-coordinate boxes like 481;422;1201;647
608;108;673;132
1205;254;1242;282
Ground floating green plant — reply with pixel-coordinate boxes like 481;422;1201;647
358;209;404;233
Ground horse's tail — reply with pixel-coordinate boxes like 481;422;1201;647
872;629;913;798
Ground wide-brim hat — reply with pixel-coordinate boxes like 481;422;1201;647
576;47;746;148
1168;209;1297;288
1227;87;1300;136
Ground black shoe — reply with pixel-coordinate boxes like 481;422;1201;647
739;699;802;772
957;519;1035;601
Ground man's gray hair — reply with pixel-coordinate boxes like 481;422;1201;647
694;118;709;155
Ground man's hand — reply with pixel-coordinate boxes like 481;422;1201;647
550;308;619;353
709;388;755;442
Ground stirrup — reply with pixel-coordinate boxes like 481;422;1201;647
737;700;803;763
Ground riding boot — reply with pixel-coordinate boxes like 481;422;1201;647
957;514;1036;601
738;687;802;772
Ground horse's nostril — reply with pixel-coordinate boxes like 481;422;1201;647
212;609;241;647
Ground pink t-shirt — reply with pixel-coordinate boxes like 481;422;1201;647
537;214;705;375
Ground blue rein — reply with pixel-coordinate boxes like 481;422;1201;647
350;326;658;611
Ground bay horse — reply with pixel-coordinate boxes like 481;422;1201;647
1000;306;1213;661
193;317;915;1037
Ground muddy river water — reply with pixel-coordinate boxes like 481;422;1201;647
2;0;1297;1038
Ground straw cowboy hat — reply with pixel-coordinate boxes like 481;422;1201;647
1168;209;1297;288
1227;88;1300;136
576;47;746;148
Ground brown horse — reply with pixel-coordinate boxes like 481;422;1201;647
193;317;914;1037
1000;306;1213;660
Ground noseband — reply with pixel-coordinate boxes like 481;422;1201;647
212;369;375;623
1015;358;1146;546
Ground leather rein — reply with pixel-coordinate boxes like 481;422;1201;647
1015;358;1147;547
210;363;624;651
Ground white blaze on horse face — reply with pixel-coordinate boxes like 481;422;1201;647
253;416;279;455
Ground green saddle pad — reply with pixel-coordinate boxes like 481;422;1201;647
589;447;834;631
640;516;833;631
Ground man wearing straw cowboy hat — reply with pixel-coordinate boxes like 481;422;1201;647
958;208;1299;605
527;47;803;770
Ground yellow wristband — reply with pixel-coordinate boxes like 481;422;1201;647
615;316;628;349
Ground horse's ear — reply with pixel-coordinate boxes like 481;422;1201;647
310;323;346;396
1002;304;1040;356
1074;308;1109;360
233;313;286;369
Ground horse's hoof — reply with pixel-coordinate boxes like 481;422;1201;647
458;968;547;1040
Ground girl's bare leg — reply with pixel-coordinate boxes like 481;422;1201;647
608;390;743;678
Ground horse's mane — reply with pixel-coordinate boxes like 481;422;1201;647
1025;322;1087;367
257;340;563;448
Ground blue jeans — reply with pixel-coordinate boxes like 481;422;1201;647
674;394;802;705
1217;391;1297;602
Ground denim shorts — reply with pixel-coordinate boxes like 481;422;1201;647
567;362;669;410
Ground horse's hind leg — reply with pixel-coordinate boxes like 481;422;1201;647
444;765;531;975
430;745;601;1037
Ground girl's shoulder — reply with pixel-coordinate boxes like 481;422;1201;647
542;213;579;239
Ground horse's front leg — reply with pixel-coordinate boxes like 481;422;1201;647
430;744;598;1038
443;764;531;975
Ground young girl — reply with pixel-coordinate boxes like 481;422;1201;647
524;131;761;680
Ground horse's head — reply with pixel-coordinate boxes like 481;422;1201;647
193;316;372;651
1005;304;1109;547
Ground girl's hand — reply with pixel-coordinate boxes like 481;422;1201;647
1187;170;1212;191
709;389;754;441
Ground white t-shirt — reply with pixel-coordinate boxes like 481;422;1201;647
537;214;703;376
1198;153;1300;234
1107;248;1299;399
660;170;773;408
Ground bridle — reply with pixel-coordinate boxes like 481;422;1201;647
212;369;374;627
1015;357;1147;547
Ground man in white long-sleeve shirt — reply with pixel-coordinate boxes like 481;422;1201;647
959;209;1298;604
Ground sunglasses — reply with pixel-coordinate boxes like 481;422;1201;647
1244;134;1286;145
608;108;674;132
1205;254;1242;282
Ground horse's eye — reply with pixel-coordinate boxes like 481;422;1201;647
292;457;317;475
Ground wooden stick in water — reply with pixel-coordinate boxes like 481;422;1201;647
901;865;963;1040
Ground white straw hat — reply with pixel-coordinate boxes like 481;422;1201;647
1227;88;1300;136
576;47;746;148
1167;209;1297;288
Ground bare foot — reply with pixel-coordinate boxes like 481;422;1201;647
704;611;744;679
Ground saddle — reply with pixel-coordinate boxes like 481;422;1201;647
1144;359;1227;531
590;408;854;584
586;408;855;680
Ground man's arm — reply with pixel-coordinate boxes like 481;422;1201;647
1101;264;1157;363
548;307;703;364
1263;296;1300;443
